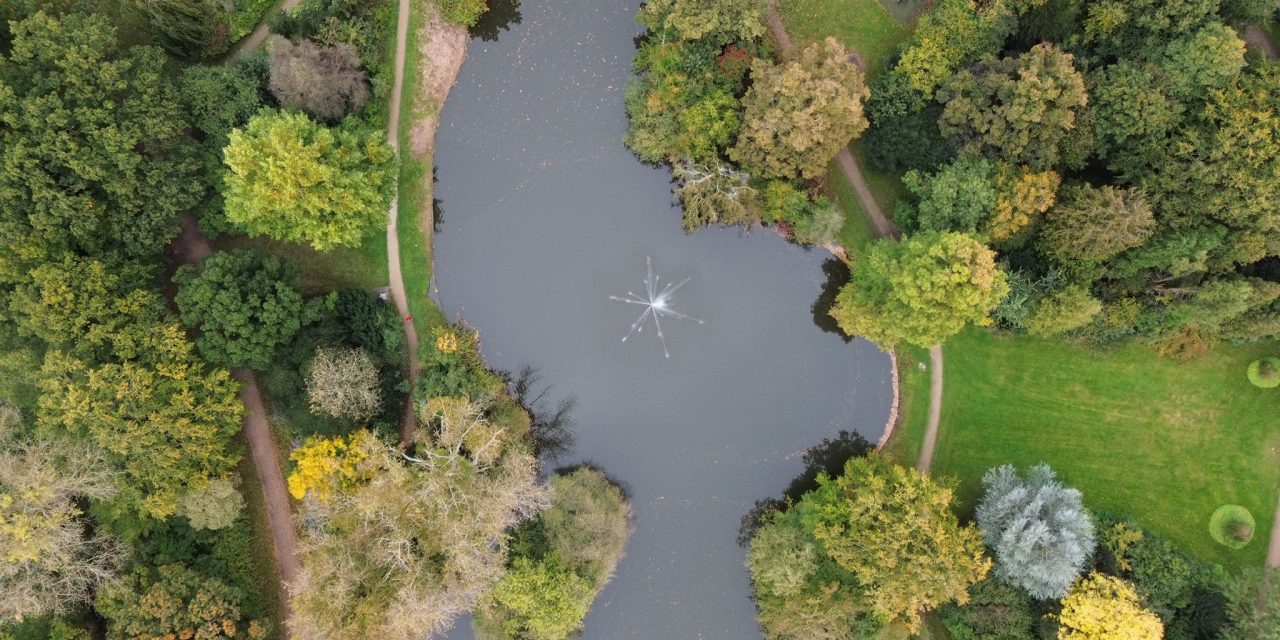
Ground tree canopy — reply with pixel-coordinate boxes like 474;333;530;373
222;110;396;251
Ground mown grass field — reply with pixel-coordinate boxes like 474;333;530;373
932;328;1280;570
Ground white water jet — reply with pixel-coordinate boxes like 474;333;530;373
610;256;704;358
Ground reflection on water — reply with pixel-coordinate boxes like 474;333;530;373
470;0;522;41
812;258;854;341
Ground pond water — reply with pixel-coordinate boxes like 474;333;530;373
432;1;893;637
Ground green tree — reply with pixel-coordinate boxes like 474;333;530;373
831;232;1009;348
1087;62;1183;172
37;336;243;526
638;0;767;45
937;44;1087;170
7;256;169;365
134;0;229;58
0;11;200;283
795;455;990;631
541;468;632;585
1220;568;1280;640
731;38;870;180
1025;285;1104;337
1159;23;1246;100
895;0;1022;97
1038;184;1156;263
896;156;998;234
173;249;308;370
179;65;265;147
95;563;266;640
222;110;395;251
481;558;594;640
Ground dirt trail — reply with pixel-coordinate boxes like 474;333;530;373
231;0;302;59
172;216;302;615
765;1;939;469
1244;24;1279;60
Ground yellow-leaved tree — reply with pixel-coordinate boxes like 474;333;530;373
1055;573;1163;640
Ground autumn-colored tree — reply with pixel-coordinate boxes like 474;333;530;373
937;44;1087;170
1054;573;1163;640
795;454;990;631
268;37;370;122
290;407;548;640
223;110;396;251
988;165;1059;244
176;477;245;531
37;337;243;525
286;430;377;501
1025;286;1104;337
730;38;870;180
95;563;266;640
1038;184;1155;263
0;424;125;619
894;0;1020;97
830;232;1009;348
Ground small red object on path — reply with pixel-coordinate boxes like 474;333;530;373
405;315;413;321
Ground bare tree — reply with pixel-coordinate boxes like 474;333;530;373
306;346;383;421
268;36;370;122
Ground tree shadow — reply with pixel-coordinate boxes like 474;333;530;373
431;166;444;232
811;258;853;342
506;364;576;462
470;0;522;42
737;431;874;546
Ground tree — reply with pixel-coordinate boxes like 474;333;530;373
1220;568;1279;640
37;338;243;526
268;37;370;122
894;0;1019;97
939;577;1037;640
7;255;169;365
0;11;200;282
988;165;1059;245
289;407;548;640
541;468;632;585
794;454;990;631
1025;285;1103;337
0;428;125;619
730;38;870;180
479;557;594;640
975;464;1095;599
176;478;246;531
179;65;265;146
639;0;767;45
306;347;382;421
95;563;266;640
671;161;758;231
1158;22;1245;100
134;0;229;58
896;156;998;234
173;249;308;370
222;110;396;251
439;0;488;26
1038;184;1156;263
1054;573;1163;640
831;232;1009;349
1087;62;1183;172
937;44;1087;170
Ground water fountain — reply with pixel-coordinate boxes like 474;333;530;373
610;256;704;358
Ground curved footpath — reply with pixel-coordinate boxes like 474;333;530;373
764;1;943;471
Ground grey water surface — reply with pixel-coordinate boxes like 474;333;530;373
432;1;893;637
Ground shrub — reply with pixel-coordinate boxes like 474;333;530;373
268;37;369;122
1054;573;1163;640
418;324;503;403
94;563;266;640
939;577;1037;640
1208;505;1255;549
1246;356;1280;388
306;347;383;421
440;0;488;26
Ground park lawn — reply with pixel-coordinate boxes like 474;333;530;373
932;327;1280;570
777;0;906;74
214;230;389;296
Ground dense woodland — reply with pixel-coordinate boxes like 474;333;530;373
0;1;629;639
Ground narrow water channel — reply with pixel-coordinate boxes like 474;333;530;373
432;1;893;637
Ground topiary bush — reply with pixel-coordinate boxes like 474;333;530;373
1246;356;1280;388
1209;505;1255;549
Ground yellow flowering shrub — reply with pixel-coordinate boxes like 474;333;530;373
287;431;378;501
1056;573;1163;640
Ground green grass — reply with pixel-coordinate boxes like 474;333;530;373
931;327;1280;570
777;0;907;74
213;230;389;296
397;0;449;344
828;145;907;255
880;345;932;467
